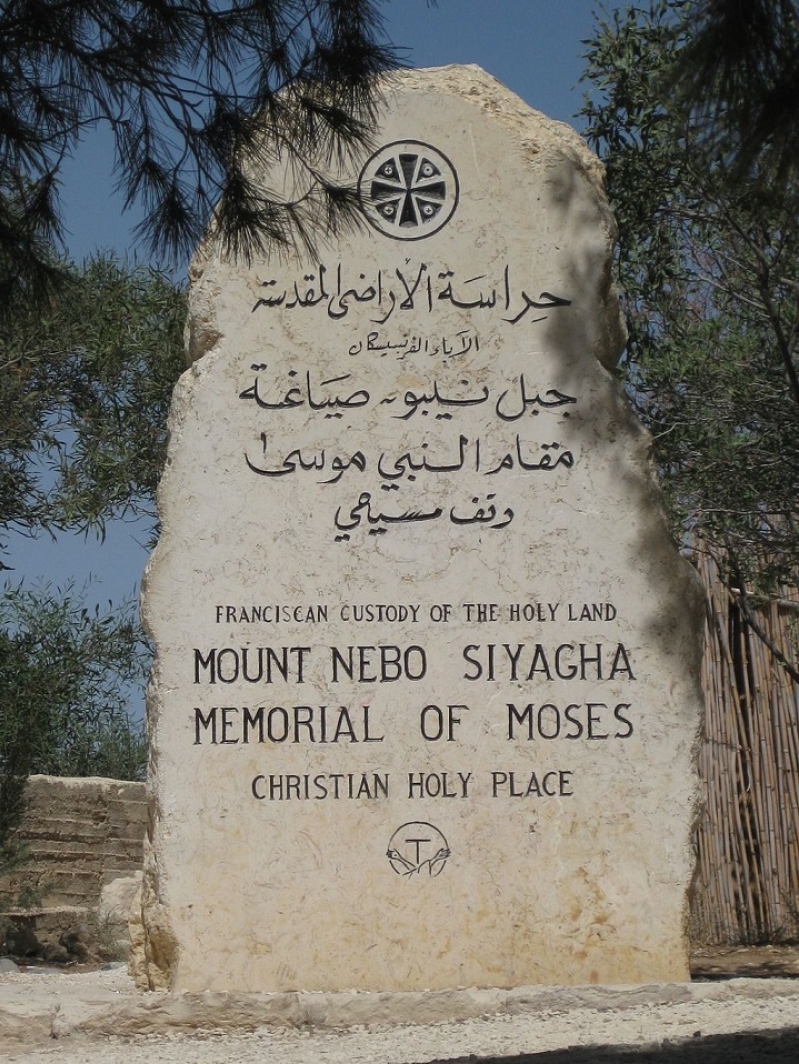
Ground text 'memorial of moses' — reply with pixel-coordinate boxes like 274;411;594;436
136;66;703;993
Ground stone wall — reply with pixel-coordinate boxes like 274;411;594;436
0;775;146;916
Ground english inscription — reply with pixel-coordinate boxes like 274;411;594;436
194;600;639;805
140;67;702;993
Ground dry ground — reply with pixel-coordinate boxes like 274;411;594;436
0;948;798;1064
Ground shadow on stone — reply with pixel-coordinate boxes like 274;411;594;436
437;1027;799;1064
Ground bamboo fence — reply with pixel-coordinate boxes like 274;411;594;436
690;547;799;945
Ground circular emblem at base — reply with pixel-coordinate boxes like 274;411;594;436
387;821;450;876
358;141;459;240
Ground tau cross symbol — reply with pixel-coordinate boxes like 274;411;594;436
387;821;451;876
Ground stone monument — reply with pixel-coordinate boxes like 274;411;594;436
136;66;704;992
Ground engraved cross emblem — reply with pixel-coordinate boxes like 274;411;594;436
359;141;459;241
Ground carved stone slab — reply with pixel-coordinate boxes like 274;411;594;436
138;66;703;992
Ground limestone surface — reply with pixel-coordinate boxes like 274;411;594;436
3;967;799;1062
138;65;704;993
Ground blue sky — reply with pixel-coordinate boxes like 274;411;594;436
9;0;619;631
57;1;611;262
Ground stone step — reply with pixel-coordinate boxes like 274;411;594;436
1;905;92;947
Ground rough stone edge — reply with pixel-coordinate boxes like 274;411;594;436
136;63;704;994
20;773;146;797
185;63;625;372
3;978;799;1045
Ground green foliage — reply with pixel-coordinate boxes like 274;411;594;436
675;0;799;183
581;1;799;593
0;583;148;866
0;0;399;313
0;584;149;779
0;256;177;858
0;255;186;556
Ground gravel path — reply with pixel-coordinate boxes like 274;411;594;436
1;965;799;1063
